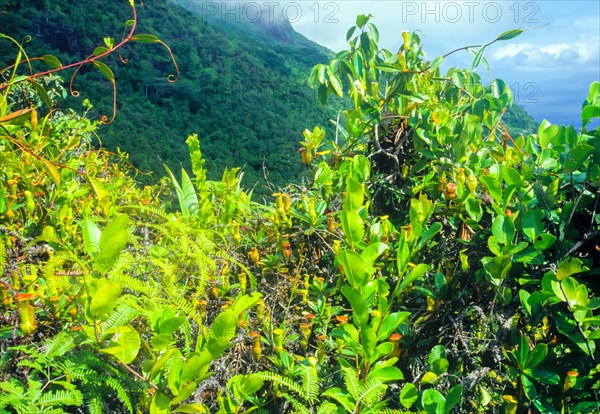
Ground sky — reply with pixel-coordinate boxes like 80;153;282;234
223;0;599;128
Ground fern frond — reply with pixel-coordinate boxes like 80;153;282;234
217;251;257;291
38;389;83;407
355;379;386;406
0;235;6;274
382;409;411;414
101;302;141;337
301;365;318;402
110;272;157;296
340;363;360;401
17;359;44;373
168;295;204;327
41;331;75;362
80;383;103;414
282;393;312;414
255;371;305;398
105;375;133;414
316;401;340;414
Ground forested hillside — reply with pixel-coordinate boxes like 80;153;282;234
0;0;338;192
0;0;536;193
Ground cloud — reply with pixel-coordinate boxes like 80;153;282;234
490;38;600;72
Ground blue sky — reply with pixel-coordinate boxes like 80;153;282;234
288;0;600;128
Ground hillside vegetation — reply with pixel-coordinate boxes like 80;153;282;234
1;3;598;414
0;0;537;194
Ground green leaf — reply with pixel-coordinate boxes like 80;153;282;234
341;286;368;325
367;366;403;383
525;343;547;369
42;54;62;69
80;218;101;257
430;56;444;71
556;257;589;281
522;210;544;241
361;242;388;265
206;310;237;358
480;174;502;203
444;385;462;413
93;47;108;57
88;279;122;318
356;14;370;29
131;34;161;43
378;312;410;340
398;263;430;293
150;392;171;414
100;324;140;364
338;250;367;288
495;29;523;41
471;47;485;69
340;210;364;247
492;215;515;245
92;61;115;82
94;214;129;273
400;383;418;409
422;388;445;412
344;176;364;210
530;369;560;385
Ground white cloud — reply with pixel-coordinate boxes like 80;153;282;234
490;38;600;72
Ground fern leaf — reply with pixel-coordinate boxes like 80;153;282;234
38;389;83;407
321;387;354;413
105;375;133;414
301;365;319;402
316;401;341;414
100;302;141;337
340;363;360;401
255;371;305;398
41;331;75;362
355;379;386;407
282;393;312;414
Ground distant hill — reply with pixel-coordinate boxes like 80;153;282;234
0;0;537;193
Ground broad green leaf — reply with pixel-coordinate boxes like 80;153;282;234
88;279;122;318
530;369;560;385
150;392;171;414
422;388;445;412
100;324;140;364
480;174;502;203
231;292;261;317
341;286;368;325
92;61;115;82
80;218;101;257
131;34;161;43
168;349;184;395
344;176;363;210
42;54;62;69
430;56;444;71
338;250;367;288
340;210;364;247
556;257;589;281
525;343;547;369
378;311;410;339
361;242;388;265
482;255;512;286
206;310;237;357
398;263;430;293
94;214;129;273
444;385;462;413
522;210;544;241
93;46;108;57
367;366;404;383
400;383;418;409
492;215;515;245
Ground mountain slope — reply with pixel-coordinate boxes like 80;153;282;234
0;0;537;193
0;0;338;193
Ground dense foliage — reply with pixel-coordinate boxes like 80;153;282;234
1;4;599;414
0;0;537;195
